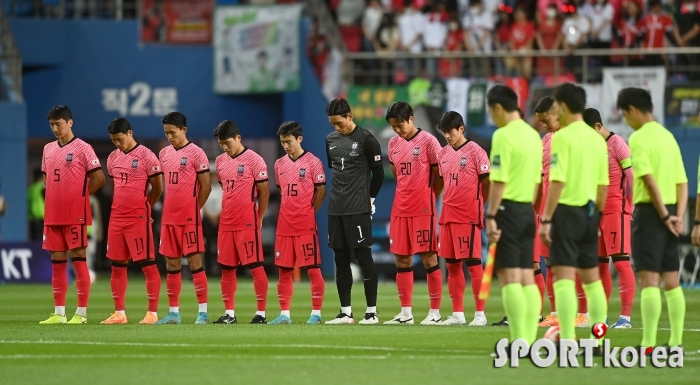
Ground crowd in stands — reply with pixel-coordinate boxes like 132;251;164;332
328;0;700;81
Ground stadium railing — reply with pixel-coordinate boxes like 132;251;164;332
346;47;700;85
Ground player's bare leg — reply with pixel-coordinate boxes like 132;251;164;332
418;252;442;324
186;253;209;324
385;254;416;325
40;251;70;324
101;261;129;324
609;254;635;328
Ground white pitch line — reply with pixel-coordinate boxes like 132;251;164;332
0;340;484;354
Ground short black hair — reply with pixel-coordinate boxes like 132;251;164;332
616;87;653;113
213;120;241;141
438;111;465;132
162;112;187;128
277;121;302;138
534;96;554;113
518;108;525;119
326;98;352;117
107;117;132;135
47;105;72;122
582;108;603;127
486;85;519;113
553;83;586;114
385;101;414;123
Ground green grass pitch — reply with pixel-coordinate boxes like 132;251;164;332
0;277;698;384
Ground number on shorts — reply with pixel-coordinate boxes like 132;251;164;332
186;231;196;245
416;230;430;245
357;226;363;239
70;227;79;243
610;231;617;246
243;241;255;257
458;236;470;252
302;243;315;257
134;238;144;254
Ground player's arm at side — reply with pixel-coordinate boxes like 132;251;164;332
475;146;491;202
595;139;609;213
256;181;270;224
196;171;212;210
88;168;105;195
432;165;444;197
486;132;509;217
533;175;543;212
429;138;443;197
542;134;567;222
630;137;671;220
313;185;326;212
148;174;164;207
311;157;327;212
674;145;688;230
364;134;385;198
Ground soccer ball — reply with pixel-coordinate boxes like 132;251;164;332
544;325;560;343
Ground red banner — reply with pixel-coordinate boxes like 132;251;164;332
141;0;213;44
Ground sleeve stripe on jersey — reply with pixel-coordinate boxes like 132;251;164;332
88;166;102;174
430;163;438;167
255;178;269;184
196;169;210;175
108;174;113;178
148;172;164;178
314;182;326;186
479;173;490;179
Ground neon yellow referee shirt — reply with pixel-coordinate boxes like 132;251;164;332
489;119;542;203
629;121;687;205
549;120;608;206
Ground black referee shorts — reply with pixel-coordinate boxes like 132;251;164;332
632;204;680;273
328;214;373;249
549;204;599;269
494;200;535;270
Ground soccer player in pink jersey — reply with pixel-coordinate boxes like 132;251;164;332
583;108;637;329
384;102;445;325
101;118;164;325
39;106;105;325
269;121;327;325
156;112;212;325
212;120;270;324
435;111;490;326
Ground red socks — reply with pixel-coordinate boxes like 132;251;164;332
221;268;237;311
278;268;294;311
614;258;636;317
191;268;208;305
110;264;128;311
446;262;465;312
51;260;68;307
426;265;442;310
72;258;90;307
467;264;485;312
576;276;587;313
396;268;414;308
166;270;182;307
546;266;555;312
250;265;268;312
534;269;545;314
307;267;325;311
599;259;612;301
141;263;160;313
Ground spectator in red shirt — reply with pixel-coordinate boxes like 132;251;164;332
639;0;674;66
509;7;535;78
536;4;563;76
616;0;643;66
495;5;514;75
673;0;700;80
439;14;466;79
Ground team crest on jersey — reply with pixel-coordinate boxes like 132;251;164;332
180;157;187;166
238;165;245;175
131;160;139;169
300;168;306;177
460;157;467;167
413;147;420;157
66;153;73;162
350;142;359;156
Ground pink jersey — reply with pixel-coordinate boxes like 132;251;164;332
388;129;441;217
159;142;209;226
107;144;162;222
438;140;490;226
539;132;552;217
604;133;633;214
42;138;101;225
216;148;268;231
275;151;326;236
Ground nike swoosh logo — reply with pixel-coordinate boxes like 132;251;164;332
441;160;448;163
358;238;365;243
393;151;400;154
305;255;313;260
330;146;337;150
280;172;285;175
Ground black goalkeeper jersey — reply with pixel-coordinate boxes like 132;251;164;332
325;126;383;216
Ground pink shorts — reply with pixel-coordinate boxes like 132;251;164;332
43;225;88;252
159;224;204;258
274;234;321;268
107;221;155;262
438;223;482;259
218;229;264;267
389;215;438;256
